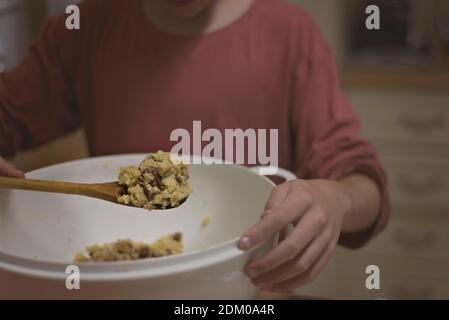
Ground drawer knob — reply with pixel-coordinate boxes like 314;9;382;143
399;112;447;133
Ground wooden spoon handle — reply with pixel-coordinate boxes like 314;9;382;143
0;177;92;197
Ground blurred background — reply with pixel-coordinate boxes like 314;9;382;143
1;0;449;299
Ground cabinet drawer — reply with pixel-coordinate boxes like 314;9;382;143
384;158;449;207
342;271;449;300
349;92;449;145
373;140;449;159
334;251;449;299
362;214;449;260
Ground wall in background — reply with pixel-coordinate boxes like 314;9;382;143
0;0;30;71
47;0;81;16
8;0;88;171
288;0;346;64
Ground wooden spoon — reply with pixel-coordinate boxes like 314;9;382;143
0;177;188;209
0;176;124;204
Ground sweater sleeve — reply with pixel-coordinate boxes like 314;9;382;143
290;18;390;249
0;12;81;157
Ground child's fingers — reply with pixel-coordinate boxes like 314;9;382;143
244;208;325;278
272;244;335;292
251;226;331;286
263;182;289;211
278;224;291;243
238;189;311;251
0;158;25;178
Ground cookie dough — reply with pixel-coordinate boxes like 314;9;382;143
201;216;211;228
74;232;183;263
117;151;192;210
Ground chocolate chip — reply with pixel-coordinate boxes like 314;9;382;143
175;176;185;185
139;247;152;259
142;168;163;190
118;186;127;196
173;232;182;242
142;185;153;201
151;169;163;189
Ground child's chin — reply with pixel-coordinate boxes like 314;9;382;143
165;0;199;6
163;0;211;18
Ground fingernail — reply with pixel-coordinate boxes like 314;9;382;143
11;168;25;178
239;236;252;250
16;172;25;178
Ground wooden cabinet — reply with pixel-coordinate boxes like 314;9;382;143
297;90;449;300
384;158;449;208
351;93;449;145
336;251;449;299
340;90;449;299
364;209;449;260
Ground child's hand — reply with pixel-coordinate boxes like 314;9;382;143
238;179;352;292
0;156;25;178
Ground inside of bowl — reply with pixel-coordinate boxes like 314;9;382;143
0;156;273;263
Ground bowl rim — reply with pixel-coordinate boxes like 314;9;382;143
0;153;276;280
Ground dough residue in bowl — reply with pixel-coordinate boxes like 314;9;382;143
117;151;192;210
201;216;211;229
74;232;183;263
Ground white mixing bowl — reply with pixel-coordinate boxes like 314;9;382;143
0;154;296;299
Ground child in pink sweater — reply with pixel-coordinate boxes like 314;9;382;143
0;0;388;292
